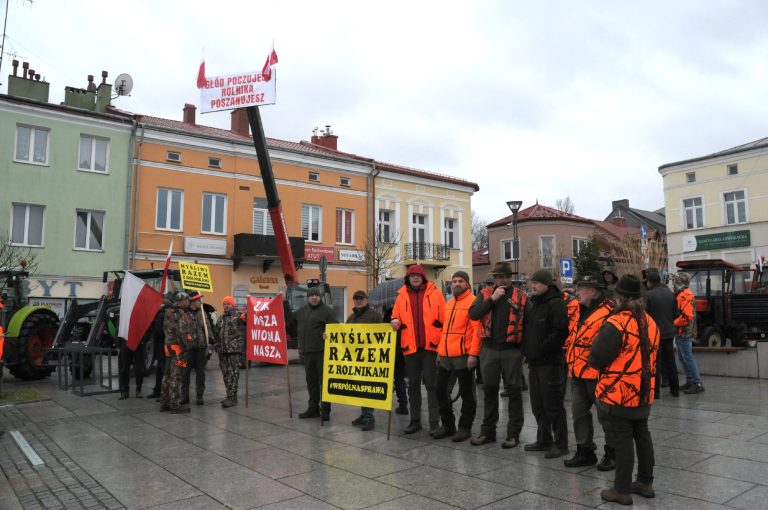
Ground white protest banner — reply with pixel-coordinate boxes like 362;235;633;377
199;71;276;113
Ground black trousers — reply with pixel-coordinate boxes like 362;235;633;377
303;351;330;414
182;347;207;400
404;349;439;426
435;359;476;431
394;348;408;407
656;337;679;396
529;364;568;449
118;343;144;394
603;412;654;493
152;338;166;393
479;346;523;440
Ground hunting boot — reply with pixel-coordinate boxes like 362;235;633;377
597;446;616;471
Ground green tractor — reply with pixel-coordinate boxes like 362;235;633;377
1;269;60;380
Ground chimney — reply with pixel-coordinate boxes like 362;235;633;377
87;74;96;92
7;61;50;102
183;103;197;124
230;108;250;136
310;125;338;150
612;199;629;211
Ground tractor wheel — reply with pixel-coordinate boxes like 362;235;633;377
9;312;59;381
701;326;724;348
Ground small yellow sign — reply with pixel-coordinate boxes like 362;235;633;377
178;261;213;292
322;323;396;410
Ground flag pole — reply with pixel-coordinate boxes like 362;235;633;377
387;409;392;441
245;356;249;408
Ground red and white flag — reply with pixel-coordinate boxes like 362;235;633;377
196;61;207;88
261;43;279;81
118;272;164;351
160;240;173;294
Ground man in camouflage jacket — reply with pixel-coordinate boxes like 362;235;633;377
160;292;196;413
215;296;246;407
182;292;215;406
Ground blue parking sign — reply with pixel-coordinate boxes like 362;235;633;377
560;258;573;284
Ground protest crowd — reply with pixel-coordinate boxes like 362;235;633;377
119;261;703;507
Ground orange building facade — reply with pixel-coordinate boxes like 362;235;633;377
129;107;371;319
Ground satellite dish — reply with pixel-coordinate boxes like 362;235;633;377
114;73;134;96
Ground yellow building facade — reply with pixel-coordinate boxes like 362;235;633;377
660;139;768;270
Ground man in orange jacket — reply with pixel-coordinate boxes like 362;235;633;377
433;271;481;442
391;264;446;435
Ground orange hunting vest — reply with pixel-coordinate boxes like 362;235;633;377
478;286;527;344
565;300;613;380
596;311;659;408
564;292;580;338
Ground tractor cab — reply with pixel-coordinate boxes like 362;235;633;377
676;259;768;347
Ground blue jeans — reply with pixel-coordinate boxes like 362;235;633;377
675;337;701;385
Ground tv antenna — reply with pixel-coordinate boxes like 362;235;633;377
113;73;133;98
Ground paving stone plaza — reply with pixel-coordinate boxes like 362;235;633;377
2;358;768;510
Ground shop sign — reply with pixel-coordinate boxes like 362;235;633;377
305;246;335;262
184;236;227;256
339;249;364;262
683;229;751;252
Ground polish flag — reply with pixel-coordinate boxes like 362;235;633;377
118;272;164;351
160;240;173;294
261;43;278;81
196;61;207;88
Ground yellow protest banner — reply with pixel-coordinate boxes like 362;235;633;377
178;261;214;292
322;323;395;410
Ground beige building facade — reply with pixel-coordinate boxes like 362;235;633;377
659;139;768;270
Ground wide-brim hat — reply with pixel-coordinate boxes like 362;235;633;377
489;261;515;275
615;275;643;298
576;273;605;289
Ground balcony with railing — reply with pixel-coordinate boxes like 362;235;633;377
404;242;451;262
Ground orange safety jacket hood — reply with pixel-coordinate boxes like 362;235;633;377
392;280;446;355
438;290;481;358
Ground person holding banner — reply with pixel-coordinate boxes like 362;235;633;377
291;287;338;420
391;264;446;435
215;296;246;407
434;271;481;443
347;290;384;431
182;292;214;406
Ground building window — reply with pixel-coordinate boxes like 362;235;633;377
572;237;588;256
11;203;44;246
444;218;456;248
15;125;49;165
412;214;427;244
156;188;183;231
208;157;222;168
686;172;696;183
166;151;182;163
728;164;738;176
75;210;104;251
378;209;395;243
252;205;274;235
202;192;227;235
724;190;747;225
308;172;319;182
540;235;555;269
340;177;351;187
336;209;354;244
302;204;322;242
502;239;519;261
683;197;704;230
78;135;109;172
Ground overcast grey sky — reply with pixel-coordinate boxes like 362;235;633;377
3;0;768;225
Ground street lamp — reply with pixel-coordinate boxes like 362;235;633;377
507;200;523;276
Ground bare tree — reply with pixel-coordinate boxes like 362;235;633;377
357;228;403;288
0;232;39;295
555;196;576;214
471;211;488;251
598;231;668;278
